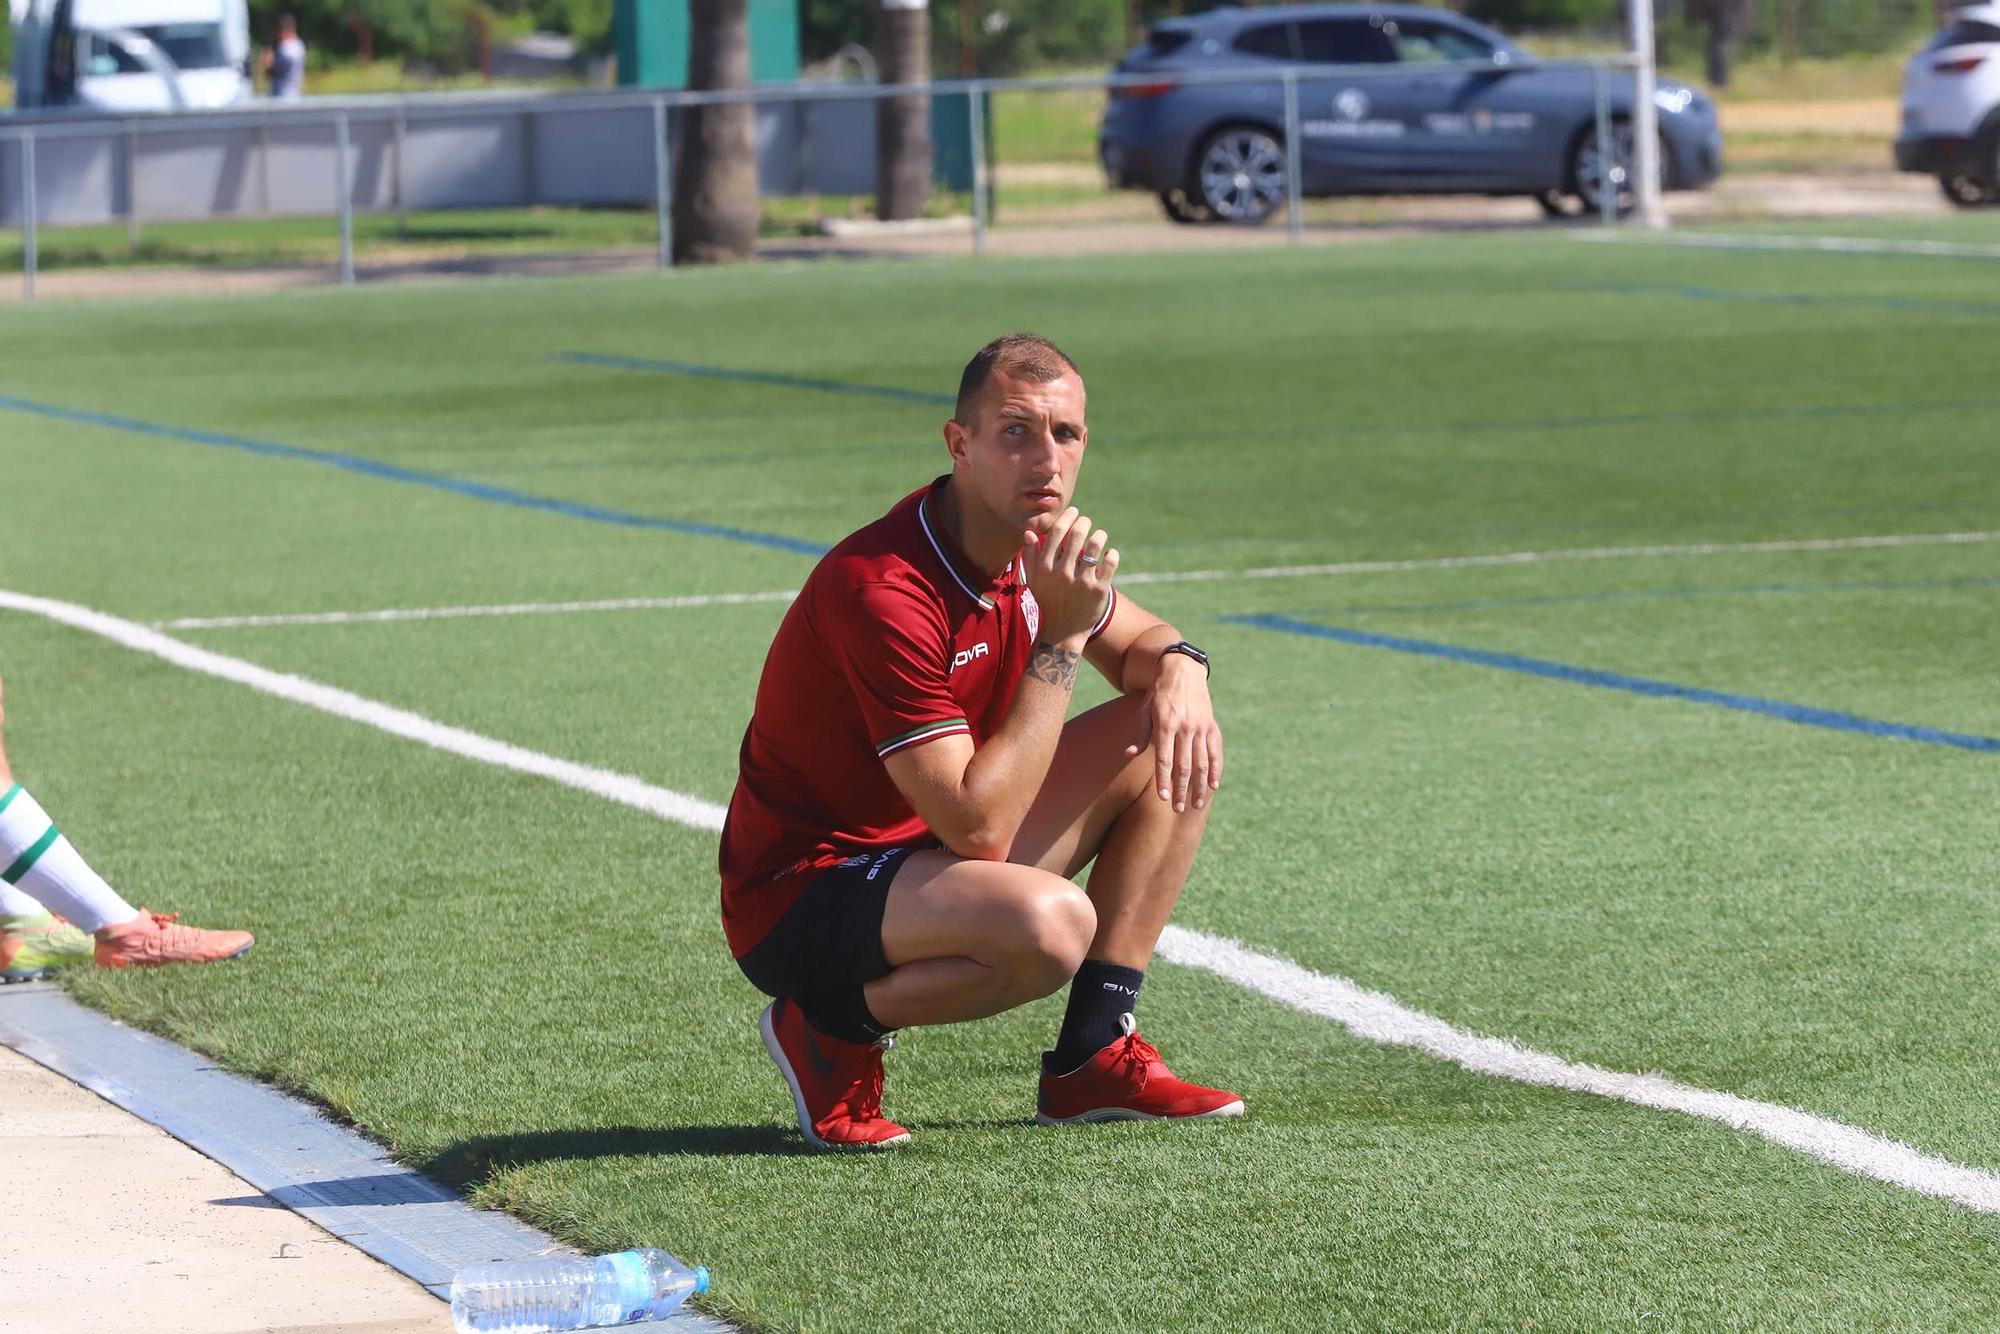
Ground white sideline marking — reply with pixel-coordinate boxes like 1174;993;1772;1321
10;582;2000;1216
0;589;728;833
1117;530;2000;587
160;531;2000;630
1577;231;2000;261
160;589;800;630
1154;928;2000;1215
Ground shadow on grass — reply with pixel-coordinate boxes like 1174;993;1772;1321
425;1125;815;1180
424;1115;1035;1181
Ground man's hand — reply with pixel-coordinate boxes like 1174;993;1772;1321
1125;653;1222;813
1021;507;1117;646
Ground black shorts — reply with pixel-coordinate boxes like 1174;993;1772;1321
735;846;924;1001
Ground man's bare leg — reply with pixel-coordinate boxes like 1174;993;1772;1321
1012;692;1212;967
864;694;1207;1033
868;855;1096;1029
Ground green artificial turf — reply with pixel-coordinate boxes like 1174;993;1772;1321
3;234;2000;1329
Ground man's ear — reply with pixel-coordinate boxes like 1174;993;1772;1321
943;418;969;464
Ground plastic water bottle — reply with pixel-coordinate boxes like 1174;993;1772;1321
449;1249;710;1332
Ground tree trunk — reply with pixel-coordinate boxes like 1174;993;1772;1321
1703;0;1749;88
673;0;758;265
875;0;932;222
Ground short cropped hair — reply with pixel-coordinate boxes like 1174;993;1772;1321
953;333;1082;425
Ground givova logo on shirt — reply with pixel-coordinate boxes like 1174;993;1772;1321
951;642;990;672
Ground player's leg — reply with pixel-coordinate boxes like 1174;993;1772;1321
1008;692;1243;1123
0;673;254;972
739;848;1093;1150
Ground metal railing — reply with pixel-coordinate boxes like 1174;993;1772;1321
1;53;1654;300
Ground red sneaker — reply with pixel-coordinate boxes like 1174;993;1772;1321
1037;1014;1245;1125
759;999;911;1150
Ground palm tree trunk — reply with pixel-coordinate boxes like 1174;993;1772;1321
673;0;758;265
875;0;932;221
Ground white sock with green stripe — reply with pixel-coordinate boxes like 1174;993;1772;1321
0;784;139;934
0;880;43;918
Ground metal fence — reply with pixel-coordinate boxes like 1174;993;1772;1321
0;55;1662;301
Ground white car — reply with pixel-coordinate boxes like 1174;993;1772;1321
11;0;252;112
1896;2;2000;205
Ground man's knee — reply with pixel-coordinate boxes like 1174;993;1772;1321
1002;881;1095;997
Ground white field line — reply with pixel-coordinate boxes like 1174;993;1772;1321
160;589;800;631
158;530;2000;630
0;589;728;832
1117;529;2000;587
7;582;2000;1216
1575;231;2000;261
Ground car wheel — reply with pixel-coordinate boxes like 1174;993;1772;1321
1570;119;1636;216
1533;189;1582;220
1158;189;1215;225
1194;125;1287;226
1938;175;1996;207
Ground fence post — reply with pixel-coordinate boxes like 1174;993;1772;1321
1628;0;1666;229
258;117;273;218
393;102;409;238
967;85;988;257
652;97;672;270
335;112;355;285
1282;69;1304;245
21;130;38;302
1592;62;1616;228
125;123;142;252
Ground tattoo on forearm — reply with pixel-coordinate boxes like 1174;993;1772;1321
1028;640;1081;691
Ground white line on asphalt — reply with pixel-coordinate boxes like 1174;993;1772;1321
7;582;1999;1216
1576;231;2000;261
160;589;800;630
160;530;2000;629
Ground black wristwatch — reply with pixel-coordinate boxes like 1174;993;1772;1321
1160;640;1210;678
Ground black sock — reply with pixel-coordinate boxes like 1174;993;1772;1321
797;988;891;1046
1048;960;1144;1073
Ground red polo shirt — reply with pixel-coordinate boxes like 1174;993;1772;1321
718;477;1114;958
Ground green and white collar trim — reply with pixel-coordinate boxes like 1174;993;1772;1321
917;484;1004;610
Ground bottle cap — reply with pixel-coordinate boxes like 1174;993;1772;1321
693;1265;711;1295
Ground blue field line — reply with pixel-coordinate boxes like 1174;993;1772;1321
1225;613;2000;753
1313;573;2000;619
0;393;829;556
1562;280;2000;318
555;351;956;407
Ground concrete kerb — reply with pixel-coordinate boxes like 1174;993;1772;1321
0;984;731;1331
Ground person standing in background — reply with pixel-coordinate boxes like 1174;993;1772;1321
263;12;305;101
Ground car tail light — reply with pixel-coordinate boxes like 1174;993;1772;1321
1932;55;1986;73
1115;80;1178;100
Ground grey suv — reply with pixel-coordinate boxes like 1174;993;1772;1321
1098;3;1722;223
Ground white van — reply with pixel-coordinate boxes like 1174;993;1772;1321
11;0;252;111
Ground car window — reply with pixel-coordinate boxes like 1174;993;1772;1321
1386;19;1494;63
1232;22;1298;60
1296;18;1396;64
1924;18;2000;49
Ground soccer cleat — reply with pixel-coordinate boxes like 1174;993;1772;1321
759;998;911;1150
1;912;93;983
1037;1013;1245;1125
92;910;254;970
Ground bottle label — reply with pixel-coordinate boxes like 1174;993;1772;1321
604;1250;655;1319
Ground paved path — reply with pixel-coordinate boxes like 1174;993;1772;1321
0;1040;454;1334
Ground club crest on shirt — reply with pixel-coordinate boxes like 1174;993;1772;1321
1021;586;1040;639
